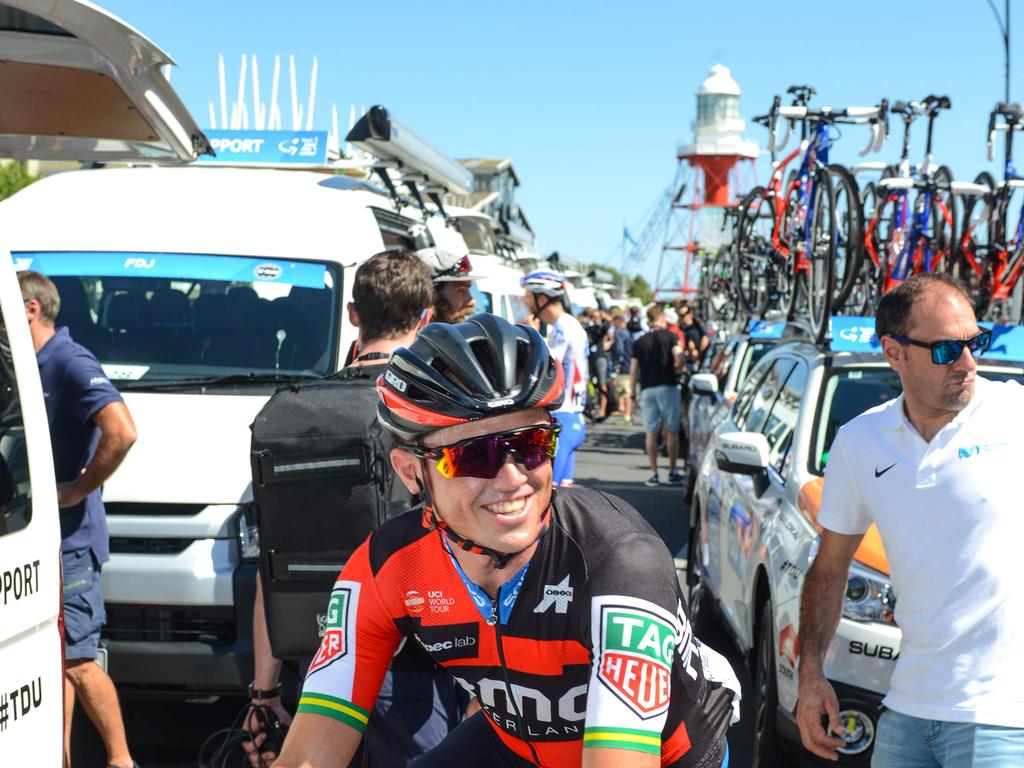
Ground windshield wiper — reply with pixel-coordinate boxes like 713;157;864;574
117;372;322;391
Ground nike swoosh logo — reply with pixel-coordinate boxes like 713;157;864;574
874;462;897;478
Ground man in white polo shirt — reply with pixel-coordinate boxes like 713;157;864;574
796;273;1024;767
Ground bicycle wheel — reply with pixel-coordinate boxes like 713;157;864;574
828;164;864;308
930;166;958;273
957;192;992;314
806;169;836;342
734;187;776;316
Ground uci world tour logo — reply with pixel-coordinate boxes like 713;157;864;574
308;584;354;674
598;604;675;718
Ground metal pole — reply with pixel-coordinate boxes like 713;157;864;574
986;0;1011;102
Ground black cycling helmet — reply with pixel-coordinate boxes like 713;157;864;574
376;313;564;443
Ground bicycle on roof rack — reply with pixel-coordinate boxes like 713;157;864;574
735;85;887;343
955;102;1024;321
862;96;962;302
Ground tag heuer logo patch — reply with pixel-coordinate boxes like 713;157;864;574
598;604;675;718
308;586;352;674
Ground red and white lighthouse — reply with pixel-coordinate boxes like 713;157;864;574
655;64;758;298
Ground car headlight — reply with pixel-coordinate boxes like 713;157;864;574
843;562;896;624
237;507;260;561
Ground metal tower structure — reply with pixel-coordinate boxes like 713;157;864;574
654;64;758;299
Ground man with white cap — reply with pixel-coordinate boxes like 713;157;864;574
417;248;481;324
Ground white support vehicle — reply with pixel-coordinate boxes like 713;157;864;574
446;207;529;322
687;317;1024;766
0;87;473;699
0;0;210;756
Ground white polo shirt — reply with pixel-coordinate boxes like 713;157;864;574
819;376;1024;727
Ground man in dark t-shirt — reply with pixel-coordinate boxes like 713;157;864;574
630;306;683;487
20;270;139;768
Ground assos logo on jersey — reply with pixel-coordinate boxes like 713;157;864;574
308;582;357;674
534;575;573;614
597;601;676;718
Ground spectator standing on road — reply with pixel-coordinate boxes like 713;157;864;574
630;306;684;487
245;251;468;767
20;270;139;768
679;306;709;370
626;304;646;338
797;273;1024;766
609;311;635;424
418;248;480;324
584;308;612;420
521;270;588;486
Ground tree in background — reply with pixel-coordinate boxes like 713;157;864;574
627;275;653;305
0;162;38;201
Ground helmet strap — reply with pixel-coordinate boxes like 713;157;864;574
415;465;551;570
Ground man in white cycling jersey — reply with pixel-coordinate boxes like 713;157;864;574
521;270;589;486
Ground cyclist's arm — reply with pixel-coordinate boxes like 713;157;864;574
584;748;659;768
275;715;362;768
277;540;400;766
581;529;707;764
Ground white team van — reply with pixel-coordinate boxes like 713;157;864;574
0;0;211;756
1;32;473;703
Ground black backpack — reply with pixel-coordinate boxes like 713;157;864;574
249;365;408;659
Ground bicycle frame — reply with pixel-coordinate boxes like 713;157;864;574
959;105;1024;304
864;99;954;292
766;121;831;276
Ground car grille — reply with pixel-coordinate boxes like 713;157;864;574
103;604;236;645
109;537;193;555
105;502;207;516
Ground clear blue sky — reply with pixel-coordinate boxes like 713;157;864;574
103;0;1017;288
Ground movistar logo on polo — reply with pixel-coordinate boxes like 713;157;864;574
307;581;359;675
596;597;679;718
415;622;479;662
957;442;1008;459
534;575;573;614
384;370;407;393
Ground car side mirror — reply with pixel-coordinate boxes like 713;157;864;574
714;431;770;475
689;373;718;397
714;431;771;498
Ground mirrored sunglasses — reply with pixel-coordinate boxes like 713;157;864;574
889;329;992;365
408;422;560;479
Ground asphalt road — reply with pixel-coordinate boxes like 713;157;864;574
71;419;759;768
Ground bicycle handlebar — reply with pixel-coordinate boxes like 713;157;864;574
987;102;1023;162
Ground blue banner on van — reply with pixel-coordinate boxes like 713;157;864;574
828;316;1024;362
198;130;328;165
13;252;328;290
746;319;786;339
829;316;880;351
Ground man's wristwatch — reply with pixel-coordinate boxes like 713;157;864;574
248;682;283;700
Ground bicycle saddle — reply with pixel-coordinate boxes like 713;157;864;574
995;102;1023;121
922;95;951;113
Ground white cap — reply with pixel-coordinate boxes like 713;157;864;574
415;248;483;283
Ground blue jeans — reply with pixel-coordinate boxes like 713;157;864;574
873;709;1024;767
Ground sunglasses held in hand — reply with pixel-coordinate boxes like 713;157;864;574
408;423;560;479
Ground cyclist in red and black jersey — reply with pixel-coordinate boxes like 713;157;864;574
276;314;739;768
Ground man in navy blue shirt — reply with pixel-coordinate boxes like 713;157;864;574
19;271;138;768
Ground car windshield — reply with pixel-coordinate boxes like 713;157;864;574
17;251;340;387
812;366;1024;474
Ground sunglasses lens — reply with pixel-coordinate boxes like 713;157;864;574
932;341;961;365
969;330;992;357
436;427;557;479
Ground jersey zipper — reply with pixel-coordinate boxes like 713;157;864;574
491;592;543;766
